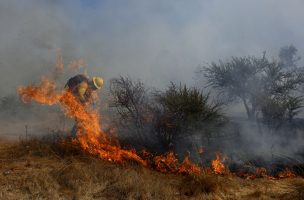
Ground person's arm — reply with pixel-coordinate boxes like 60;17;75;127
78;82;89;103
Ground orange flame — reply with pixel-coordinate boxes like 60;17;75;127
17;75;202;175
277;168;296;179
153;152;201;175
17;59;300;179
18;77;62;105
18;77;147;166
179;156;201;175
211;152;228;175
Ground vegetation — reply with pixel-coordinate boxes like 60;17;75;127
200;51;304;124
153;83;225;150
1;45;304;200
109;78;226;152
0;139;303;200
109;76;153;149
109;76;149;129
279;44;301;68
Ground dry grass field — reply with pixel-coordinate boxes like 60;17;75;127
0;138;303;200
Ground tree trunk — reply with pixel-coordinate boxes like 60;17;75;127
241;97;255;120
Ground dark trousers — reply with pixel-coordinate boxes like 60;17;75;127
71;124;77;138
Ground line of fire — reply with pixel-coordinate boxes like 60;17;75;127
15;51;304;181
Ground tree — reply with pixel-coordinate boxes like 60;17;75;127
109;77;226;151
110;77;147;128
259;52;304;125
109;76;151;144
201;53;304;121
202;55;267;119
260;95;303;128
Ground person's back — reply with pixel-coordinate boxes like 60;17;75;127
65;74;94;104
65;74;89;91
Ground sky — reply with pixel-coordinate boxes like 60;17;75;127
0;0;304;95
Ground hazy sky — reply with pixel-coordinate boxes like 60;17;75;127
1;0;304;95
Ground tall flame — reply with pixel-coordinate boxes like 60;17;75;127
17;76;202;175
17;58;300;179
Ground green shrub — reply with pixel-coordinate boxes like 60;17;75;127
154;83;226;149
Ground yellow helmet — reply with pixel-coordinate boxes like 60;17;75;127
92;76;104;89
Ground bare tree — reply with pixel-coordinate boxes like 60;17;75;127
109;76;150;142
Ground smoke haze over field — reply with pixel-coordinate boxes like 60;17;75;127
1;0;304;95
1;1;304;175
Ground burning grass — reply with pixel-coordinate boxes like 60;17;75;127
12;63;304;199
0;139;304;200
16;67;304;179
17;77;205;176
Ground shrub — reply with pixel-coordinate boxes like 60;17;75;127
153;83;226;149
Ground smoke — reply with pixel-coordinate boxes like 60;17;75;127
1;0;304;170
1;0;304;95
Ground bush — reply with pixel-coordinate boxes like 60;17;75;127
153;83;226;149
260;95;303;128
109;76;154;149
109;76;148;129
109;78;227;152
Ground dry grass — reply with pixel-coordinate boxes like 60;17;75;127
0;139;303;200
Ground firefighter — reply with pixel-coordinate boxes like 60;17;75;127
64;74;104;137
65;74;104;104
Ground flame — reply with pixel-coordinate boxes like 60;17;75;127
17;77;301;179
55;49;64;71
18;77;147;166
198;147;204;154
211;152;228;175
153;152;201;175
17;74;202;175
255;167;296;180
179;156;201;175
255;167;268;178
154;152;179;173
277;168;296;179
17;56;300;179
18;77;62;105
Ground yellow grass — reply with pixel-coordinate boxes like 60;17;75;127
0;139;303;200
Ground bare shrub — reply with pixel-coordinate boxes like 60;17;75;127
109;76;152;147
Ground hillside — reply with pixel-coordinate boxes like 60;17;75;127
0;139;303;200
